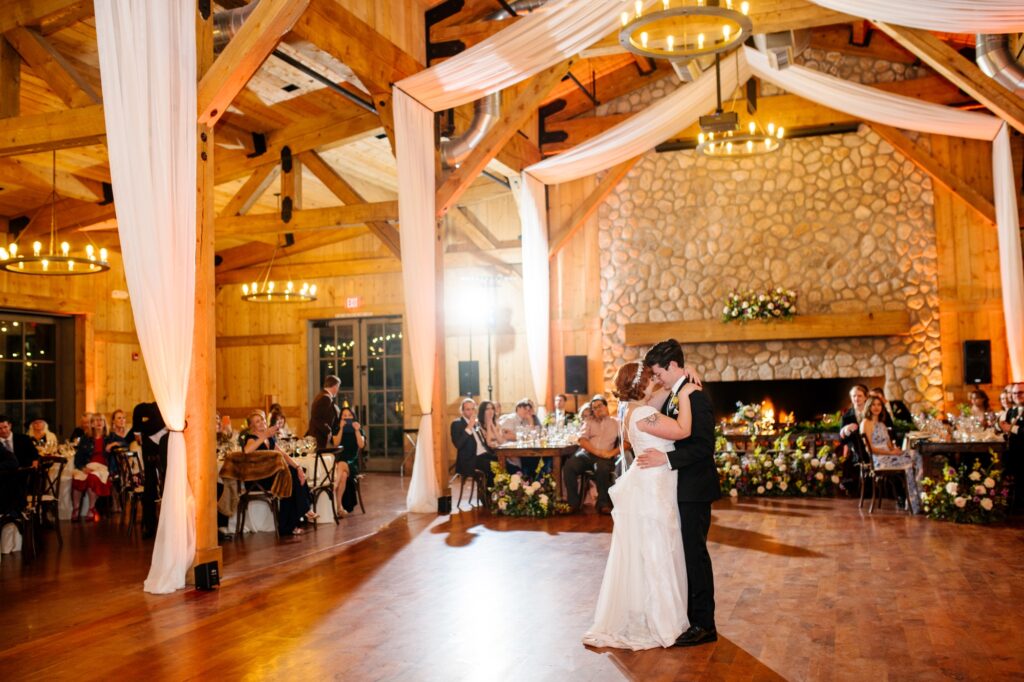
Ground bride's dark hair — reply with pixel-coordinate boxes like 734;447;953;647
613;361;652;402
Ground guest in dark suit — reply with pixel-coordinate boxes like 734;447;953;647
132;401;167;538
306;375;341;450
549;393;575;426
999;382;1024;508
450;399;484;480
0;414;39;515
639;339;719;648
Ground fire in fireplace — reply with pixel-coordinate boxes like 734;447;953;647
703;377;883;425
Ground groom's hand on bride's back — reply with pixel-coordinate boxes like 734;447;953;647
636;448;668;468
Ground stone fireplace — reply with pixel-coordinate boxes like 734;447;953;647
705;376;880;424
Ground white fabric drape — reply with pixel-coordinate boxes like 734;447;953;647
394;2;641;501
395;91;440;512
993;124;1024;380
94;0;197;593
519;174;551;405
808;0;1024;33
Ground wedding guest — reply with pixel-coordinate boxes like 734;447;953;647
838;385;870;493
450;399;483;480
861;396;923;513
867;388;896;429
307;375;341;449
526;399;541;427
476;400;502;481
216;412;235;446
549;394;574;426
72;413;113;522
999;383;1023;504
563;395;619;514
243;411;315;535
0;415;39;516
967;389;992;427
106;409;133;452
873;386;912;424
333;406;365;515
269;405;294;440
132;401;167;538
68;412;92;445
998;385;1014;422
26;417;57;453
579;402;594;423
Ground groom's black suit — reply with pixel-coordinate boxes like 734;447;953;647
662;380;719;631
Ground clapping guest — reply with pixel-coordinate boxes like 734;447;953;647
269;405;294;440
243;411;315;536
333;406;365;515
27;417;57;452
72;413;113;522
861;396;923;513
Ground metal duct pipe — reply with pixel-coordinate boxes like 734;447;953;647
976;34;1024;97
440;91;501;168
213;2;259;52
487;0;551;21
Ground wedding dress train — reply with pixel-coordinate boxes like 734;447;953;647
582;404;689;650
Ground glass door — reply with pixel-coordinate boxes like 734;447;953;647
311;316;404;472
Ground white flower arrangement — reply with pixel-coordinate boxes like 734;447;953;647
722;287;797;322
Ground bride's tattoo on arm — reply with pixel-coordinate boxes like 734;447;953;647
642;413;659;425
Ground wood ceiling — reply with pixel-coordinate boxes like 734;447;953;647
0;0;1018;282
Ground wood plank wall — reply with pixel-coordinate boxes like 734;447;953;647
930;133;1012;404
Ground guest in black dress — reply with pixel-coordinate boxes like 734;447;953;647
334;407;365;514
242;411;314;536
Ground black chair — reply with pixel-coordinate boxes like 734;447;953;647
114;450;145;536
33;457;64;546
578;464;617;509
2;466;40;559
859;433;910;514
454;469;486;509
235;478;280;536
310;447;343;525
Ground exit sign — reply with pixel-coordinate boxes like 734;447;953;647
345;296;361;309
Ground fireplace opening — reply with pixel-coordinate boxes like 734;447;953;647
703;377;883;425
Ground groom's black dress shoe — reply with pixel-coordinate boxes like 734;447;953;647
674;626;718;647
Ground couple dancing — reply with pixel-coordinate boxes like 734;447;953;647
583;339;719;651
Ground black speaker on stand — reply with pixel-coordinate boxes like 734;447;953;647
458;360;480;397
565;355;588;410
963;340;992;384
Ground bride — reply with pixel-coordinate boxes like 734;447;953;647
583;360;702;650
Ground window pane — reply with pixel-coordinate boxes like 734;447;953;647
385;357;401;392
0;402;24;432
25;361;55;400
368;391;385;424
0;321;21;358
368;426;386;456
24;322;55;359
0;362;23;400
23;401;56;430
387;427;404;454
367;357;383;389
320;359;336;385
385;326;402;356
386;390;403;427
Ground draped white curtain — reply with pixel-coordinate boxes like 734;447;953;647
518;174;551;405
807;0;1024;33
394;2;639;507
992;124;1024;381
94;0;197;593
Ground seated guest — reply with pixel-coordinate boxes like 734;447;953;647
563;395;619;514
527;399;541;427
0;415;39;516
216;412;235;445
72;413;113;522
867;387;896;429
549;394;574;426
450;399;483;481
269;404;294;440
998;383;1023;504
578;402;594;423
499;399;535;440
967;389;992;427
107;409;133;452
26;417;58;453
838;384;869;491
68;412;92;445
333;406;365;515
132;401;167;538
998;385;1014;422
476;400;502;480
242;411;315;535
861;396;923;514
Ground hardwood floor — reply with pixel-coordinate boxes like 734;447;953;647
1;476;1022;681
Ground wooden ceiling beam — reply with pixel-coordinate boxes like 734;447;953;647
15;197;116;239
300;150;401;258
545;59;674;124
548;156;638;259
219;164;280;218
436;60;571;216
4;26;100;108
0;157;105;201
197;0;310;126
808;24;917;64
35;0;92;35
215;200;398;237
1;37;20;118
0;104;105;156
0;0;87;34
217;250;397;285
874;22;1024;136
869;123;996;224
214;229;367;274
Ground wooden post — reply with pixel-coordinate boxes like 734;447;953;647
186;6;221;580
433;214;449;498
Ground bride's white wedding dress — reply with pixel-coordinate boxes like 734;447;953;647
582;404;689;650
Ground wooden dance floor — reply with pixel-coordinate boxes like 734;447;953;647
1;475;1022;681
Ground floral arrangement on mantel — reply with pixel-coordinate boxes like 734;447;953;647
489;462;571;517
919;453;1010;524
722;287;796;322
715;436;844;498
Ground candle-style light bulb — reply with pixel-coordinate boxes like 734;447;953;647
41;259;49;271
698;133;706;144
286;281;294;292
697;33;705;49
86;244;95;259
99;248;108;262
777;126;785;139
634;0;642;18
268;281;275;293
33;241;41;257
310;284;317;296
640;31;648;48
667;35;674;52
620;10;629;26
726;0;733;9
243;284;250;296
8;243;17;257
68;260;75;271
726;141;733;153
746;139;754;152
767;122;775;135
61;241;69;256
748;121;756;135
663;0;669;9
0;248;7;260
741;1;750;15
723;24;731;40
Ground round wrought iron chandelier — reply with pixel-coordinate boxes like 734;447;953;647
697;120;785;157
619;0;753;61
240;244;317;303
0;151;110;276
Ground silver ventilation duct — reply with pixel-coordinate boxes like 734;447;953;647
212;2;259;53
976;34;1024;97
486;0;551;21
441;92;501;168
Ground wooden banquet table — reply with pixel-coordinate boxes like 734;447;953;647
905;437;1006;477
494;444;579;500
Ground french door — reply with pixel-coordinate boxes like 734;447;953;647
310;317;405;472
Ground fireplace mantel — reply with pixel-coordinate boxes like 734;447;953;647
624;311;911;346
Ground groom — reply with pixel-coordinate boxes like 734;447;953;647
637;339;719;647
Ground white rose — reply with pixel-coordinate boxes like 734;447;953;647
773;458;784;467
731;465;742;475
723;306;730;315
525;486;535;497
803;452;812;460
779;481;788;491
824;461;835;471
766;481;774;490
778;464;787;472
831;475;840;484
810;458;820;467
984;477;995;489
945;482;958;495
969;471;982;481
815;472;824;481
974;485;987;496
729;488;738;498
539;494;549;507
954;496;966;508
530;480;542;491
509;479;520;491
800;486;808;493
498;500;508;511
980;498;993;511
757;485;765;494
